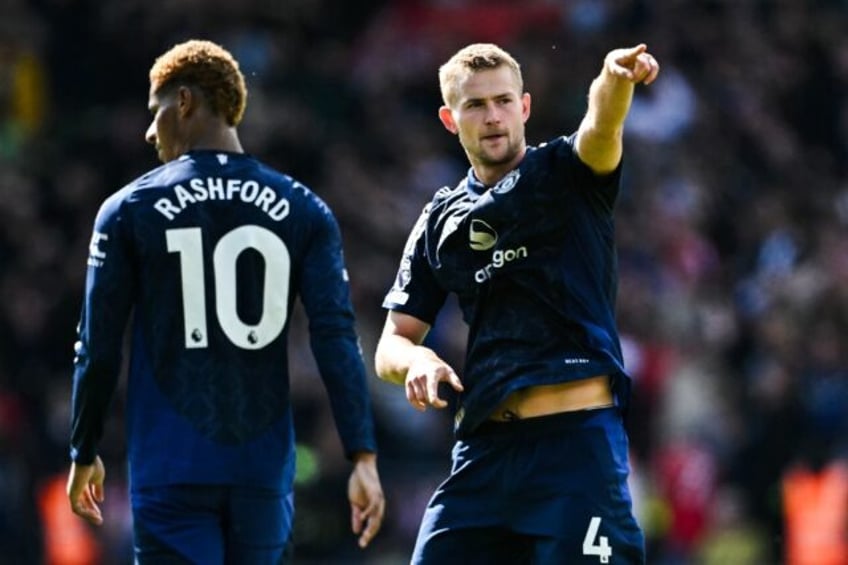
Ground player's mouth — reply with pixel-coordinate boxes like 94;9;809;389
481;133;506;143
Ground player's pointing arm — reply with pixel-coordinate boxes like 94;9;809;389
576;43;660;175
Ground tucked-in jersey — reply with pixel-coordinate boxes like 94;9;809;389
71;150;376;491
383;134;630;436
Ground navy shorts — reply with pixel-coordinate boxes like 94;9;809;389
411;407;645;564
131;484;294;564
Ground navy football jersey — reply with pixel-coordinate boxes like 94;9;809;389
383;134;630;436
71;150;376;490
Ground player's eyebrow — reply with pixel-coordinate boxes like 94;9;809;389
464;92;514;105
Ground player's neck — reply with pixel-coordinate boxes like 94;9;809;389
189;127;244;154
472;145;526;187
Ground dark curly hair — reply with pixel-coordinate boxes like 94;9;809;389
149;39;247;126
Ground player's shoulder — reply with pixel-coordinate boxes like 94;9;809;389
433;184;454;201
529;134;576;159
251;158;339;223
135;154;199;189
432;175;469;205
434;186;456;207
520;134;581;179
93;161;170;222
111;157;189;201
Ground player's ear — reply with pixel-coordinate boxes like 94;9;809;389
521;92;531;124
176;86;196;118
438;106;458;134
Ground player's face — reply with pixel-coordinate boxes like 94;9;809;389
145;87;188;163
442;67;530;171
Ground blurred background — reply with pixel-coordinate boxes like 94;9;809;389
2;0;848;563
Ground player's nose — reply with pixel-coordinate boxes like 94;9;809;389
144;122;157;145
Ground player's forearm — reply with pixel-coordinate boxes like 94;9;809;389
576;66;634;173
588;63;636;131
311;332;379;456
69;362;119;464
374;335;434;386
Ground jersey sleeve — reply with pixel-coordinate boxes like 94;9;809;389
298;198;377;457
560;133;622;210
70;191;137;464
382;202;447;325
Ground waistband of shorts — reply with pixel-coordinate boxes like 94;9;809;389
468;405;619;439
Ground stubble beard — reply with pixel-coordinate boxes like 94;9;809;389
477;136;521;168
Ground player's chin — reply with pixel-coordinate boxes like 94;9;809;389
480;148;513;167
480;136;507;151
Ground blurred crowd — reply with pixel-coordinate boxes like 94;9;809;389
2;0;848;563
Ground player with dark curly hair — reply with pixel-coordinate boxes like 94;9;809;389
66;39;384;563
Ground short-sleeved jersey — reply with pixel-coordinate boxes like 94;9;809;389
70;150;376;491
383;135;629;436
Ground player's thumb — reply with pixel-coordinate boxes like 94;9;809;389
448;370;464;392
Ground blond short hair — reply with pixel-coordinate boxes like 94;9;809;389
438;43;523;108
149;39;247;126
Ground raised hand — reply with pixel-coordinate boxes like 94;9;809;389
605;43;660;85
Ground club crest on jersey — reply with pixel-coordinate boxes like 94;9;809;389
492;169;520;194
469;219;497;251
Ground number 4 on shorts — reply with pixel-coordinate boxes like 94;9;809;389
582;516;612;563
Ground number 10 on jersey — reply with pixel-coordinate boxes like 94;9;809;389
167;225;290;350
